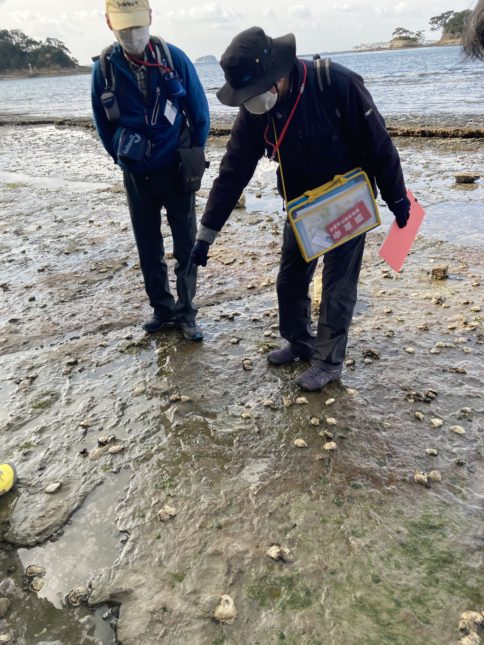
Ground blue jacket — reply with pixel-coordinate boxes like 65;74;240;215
198;59;407;242
91;40;210;174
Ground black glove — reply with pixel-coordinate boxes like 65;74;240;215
189;240;210;269
391;196;411;229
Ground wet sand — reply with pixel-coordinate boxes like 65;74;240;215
0;125;483;644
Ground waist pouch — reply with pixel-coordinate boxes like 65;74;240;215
177;146;209;193
117;128;148;164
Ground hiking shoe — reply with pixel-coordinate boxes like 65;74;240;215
267;346;302;366
295;366;342;392
142;314;174;333
0;462;17;496
181;321;203;341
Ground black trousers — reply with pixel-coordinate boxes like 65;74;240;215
123;168;197;324
277;221;366;369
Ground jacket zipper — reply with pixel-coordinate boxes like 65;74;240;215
151;87;161;125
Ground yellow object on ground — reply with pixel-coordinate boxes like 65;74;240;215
0;462;17;496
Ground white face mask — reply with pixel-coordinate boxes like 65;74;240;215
244;88;278;115
114;25;150;56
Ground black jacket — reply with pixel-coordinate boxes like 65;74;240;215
199;59;407;240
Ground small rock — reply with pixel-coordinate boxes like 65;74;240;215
345;359;355;367
241;411;252;419
108;444;124;455
230;338;240;345
282;397;293;408
470;305;481;313
310;417;320;426
325;417;337;426
66;586;89;607
459;634;481;645
169;394;181;402
414;472;430;488
26;565;46;578
429;348;441;354
324;398;336;406
0;599;10;619
346;388;358;396
78;419;91;428
235;194;246;209
323;441;337;451
364;358;373;365
0;634;12;643
97;435;116;446
362;348;380;359
31;576;45;592
242;358;253;371
431;266;448;280
88;447;107;461
180;395;192;403
450;425;466;435
295;396;309;405
157;505;177;522
458;407;473;419
266;544;291;562
455;172;480;184
427;470;442;483
426;448;438;456
430;418;443;428
319;430;334;441
459;611;484;632
415;411;425;420
45;482;62;494
214;594;237;624
293;438;308;448
405;347;416;355
262;399;275;408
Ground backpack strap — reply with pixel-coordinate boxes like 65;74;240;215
96;44;116;91
312;55;345;137
150;35;174;71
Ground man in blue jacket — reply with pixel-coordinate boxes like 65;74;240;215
190;27;410;390
92;0;210;339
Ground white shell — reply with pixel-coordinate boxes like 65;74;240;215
324;398;336;406
325;417;337;426
295;397;309;405
108;444;124;454
430;418;443;428
214;594;237;624
426;448;438;456
415;411;425;420
157;505;177;522
267;544;290;561
405;347;416;354
450;425;466;435
310;417;320;426
241;411;252;419
293;438;308;448
31;577;45;592
45;482;62;494
427;470;442;483
323;441;337;451
414;472;429;487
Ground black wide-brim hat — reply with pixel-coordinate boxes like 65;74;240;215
217;26;296;107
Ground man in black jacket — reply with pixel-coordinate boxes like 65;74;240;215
190;27;410;391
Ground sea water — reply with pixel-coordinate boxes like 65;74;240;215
0;45;483;127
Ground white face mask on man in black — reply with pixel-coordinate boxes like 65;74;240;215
114;25;150;56
243;86;278;115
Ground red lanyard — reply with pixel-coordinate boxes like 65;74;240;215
125;42;172;72
264;61;307;160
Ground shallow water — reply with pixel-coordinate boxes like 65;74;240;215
0;126;482;644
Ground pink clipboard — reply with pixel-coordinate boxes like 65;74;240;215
379;190;425;272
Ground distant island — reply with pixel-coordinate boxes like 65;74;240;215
195;55;218;64
0;29;90;79
354;9;471;51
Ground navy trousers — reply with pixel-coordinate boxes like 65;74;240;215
277;221;365;368
123;168;198;324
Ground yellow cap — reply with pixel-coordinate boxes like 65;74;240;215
105;0;150;31
0;462;17;496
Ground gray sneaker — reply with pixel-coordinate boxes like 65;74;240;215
295;366;342;391
267;346;300;366
181;321;203;341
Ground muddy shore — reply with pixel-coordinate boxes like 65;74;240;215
0;124;483;644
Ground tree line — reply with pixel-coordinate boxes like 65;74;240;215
0;29;78;72
392;10;472;44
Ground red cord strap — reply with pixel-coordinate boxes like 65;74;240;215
264;61;307;160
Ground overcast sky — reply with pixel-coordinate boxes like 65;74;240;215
0;0;477;65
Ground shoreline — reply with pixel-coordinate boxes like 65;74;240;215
0;113;482;139
0;66;91;81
